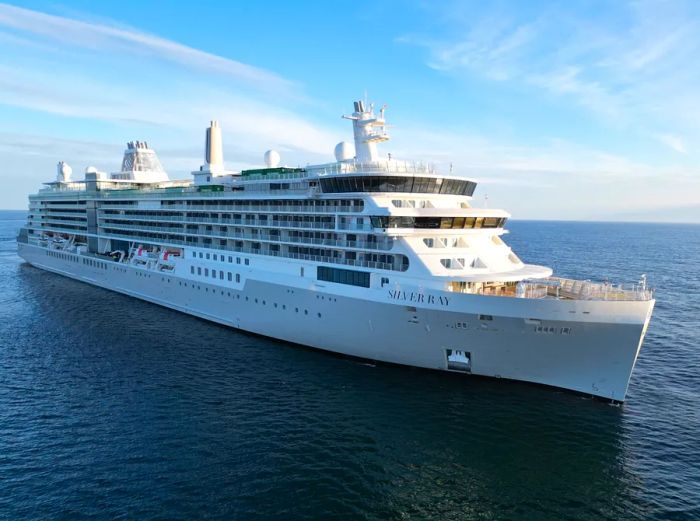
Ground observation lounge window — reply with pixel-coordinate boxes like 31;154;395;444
320;176;476;196
370;216;507;229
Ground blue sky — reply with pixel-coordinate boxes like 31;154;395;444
1;0;699;221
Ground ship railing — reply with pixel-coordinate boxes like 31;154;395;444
515;283;549;299
35;211;88;219
29;203;88;210
96;212;357;224
542;277;653;301
238;171;310;182
38;216;87;226
97;186;311;198
97;223;393;250
337;223;375;231
104;204;362;213
100;219;337;231
309;161;436;176
38;183;87;193
515;278;652;301
448;278;653;301
157;216;367;232
214;234;392;251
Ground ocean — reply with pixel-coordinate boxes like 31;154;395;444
1;210;698;520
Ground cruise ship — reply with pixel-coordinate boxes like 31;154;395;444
17;101;655;402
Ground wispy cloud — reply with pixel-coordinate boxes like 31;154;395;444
0;3;297;96
654;133;687;154
388;121;700;219
399;0;700;147
0;3;342;170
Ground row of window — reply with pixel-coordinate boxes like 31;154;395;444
317;266;371;288
320;176;477;196
46;250;79;262
370;216;507;230
83;257;109;270
191;250;250;266
535;326;572;334
190;265;241;283
102;214;336;227
175;280;324;318
159;198;364;209
38;201;84;206
47;249;111;270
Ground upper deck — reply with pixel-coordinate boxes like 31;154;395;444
20;100;653;302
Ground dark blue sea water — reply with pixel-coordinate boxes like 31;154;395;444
1;210;699;520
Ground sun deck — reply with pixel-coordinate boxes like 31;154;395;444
449;277;653;301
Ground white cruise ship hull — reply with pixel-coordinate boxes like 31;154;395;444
19;243;654;402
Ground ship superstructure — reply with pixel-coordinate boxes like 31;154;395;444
17;101;655;402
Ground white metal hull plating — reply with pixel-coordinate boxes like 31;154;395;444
19;243;654;402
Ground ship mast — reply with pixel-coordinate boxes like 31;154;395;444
342;100;389;162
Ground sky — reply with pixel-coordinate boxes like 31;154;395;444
0;0;699;221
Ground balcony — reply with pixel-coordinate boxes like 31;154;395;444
97;222;393;251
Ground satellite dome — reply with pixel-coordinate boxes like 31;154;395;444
57;161;72;182
264;149;281;168
334;141;354;162
85;166;98;174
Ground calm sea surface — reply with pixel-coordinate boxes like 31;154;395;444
1;210;699;520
